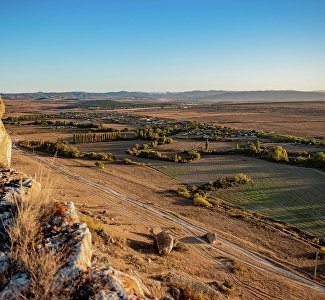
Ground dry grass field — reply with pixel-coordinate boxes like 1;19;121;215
7;125;74;142
4;99;80;116
157;138;238;153
76;140;145;158
128;101;325;139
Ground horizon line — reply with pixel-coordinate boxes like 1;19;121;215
1;89;325;94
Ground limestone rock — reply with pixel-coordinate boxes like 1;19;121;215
0;252;9;273
0;97;5;118
0;98;12;168
0;273;30;300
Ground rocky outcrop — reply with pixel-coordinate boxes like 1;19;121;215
0;96;12;168
0;170;158;299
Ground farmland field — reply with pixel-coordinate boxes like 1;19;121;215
76;140;145;158
129;101;325;139
154;155;325;236
7;125;74;142
157;138;238;153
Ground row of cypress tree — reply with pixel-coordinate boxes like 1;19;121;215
73;132;136;144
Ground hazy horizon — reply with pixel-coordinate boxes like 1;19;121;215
2;89;325;94
1;0;325;92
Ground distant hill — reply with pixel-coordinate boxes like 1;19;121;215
2;90;325;103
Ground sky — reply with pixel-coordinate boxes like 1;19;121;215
0;0;325;93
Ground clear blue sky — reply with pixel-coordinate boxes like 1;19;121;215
1;0;325;92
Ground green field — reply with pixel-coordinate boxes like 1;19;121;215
154;155;325;236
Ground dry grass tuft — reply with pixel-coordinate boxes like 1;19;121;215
79;215;106;233
5;168;67;299
230;258;246;273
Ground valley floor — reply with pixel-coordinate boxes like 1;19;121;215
11;147;325;300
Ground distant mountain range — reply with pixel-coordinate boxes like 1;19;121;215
2;90;325;102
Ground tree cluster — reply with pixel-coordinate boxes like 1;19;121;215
73;132;135;144
18;140;114;161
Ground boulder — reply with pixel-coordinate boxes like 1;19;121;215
204;232;217;244
151;228;174;255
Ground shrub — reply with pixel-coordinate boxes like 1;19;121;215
230;258;246;273
95;161;105;169
84;152;114;161
234;173;252;184
193;194;212;208
268;146;289;162
208;198;221;206
222;279;236;293
177;186;191;199
308;152;325;168
121;158;145;166
186;149;201;160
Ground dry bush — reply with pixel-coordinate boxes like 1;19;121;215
8;169;53;270
79;214;105;233
5;168;67;299
24;249;65;300
173;241;189;253
222;279;236;293
230;258;246;273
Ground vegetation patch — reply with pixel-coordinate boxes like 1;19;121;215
94;161;105;169
73;131;136;144
18;140;115;161
230;258;246;273
119;158;145;166
177;173;252;208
